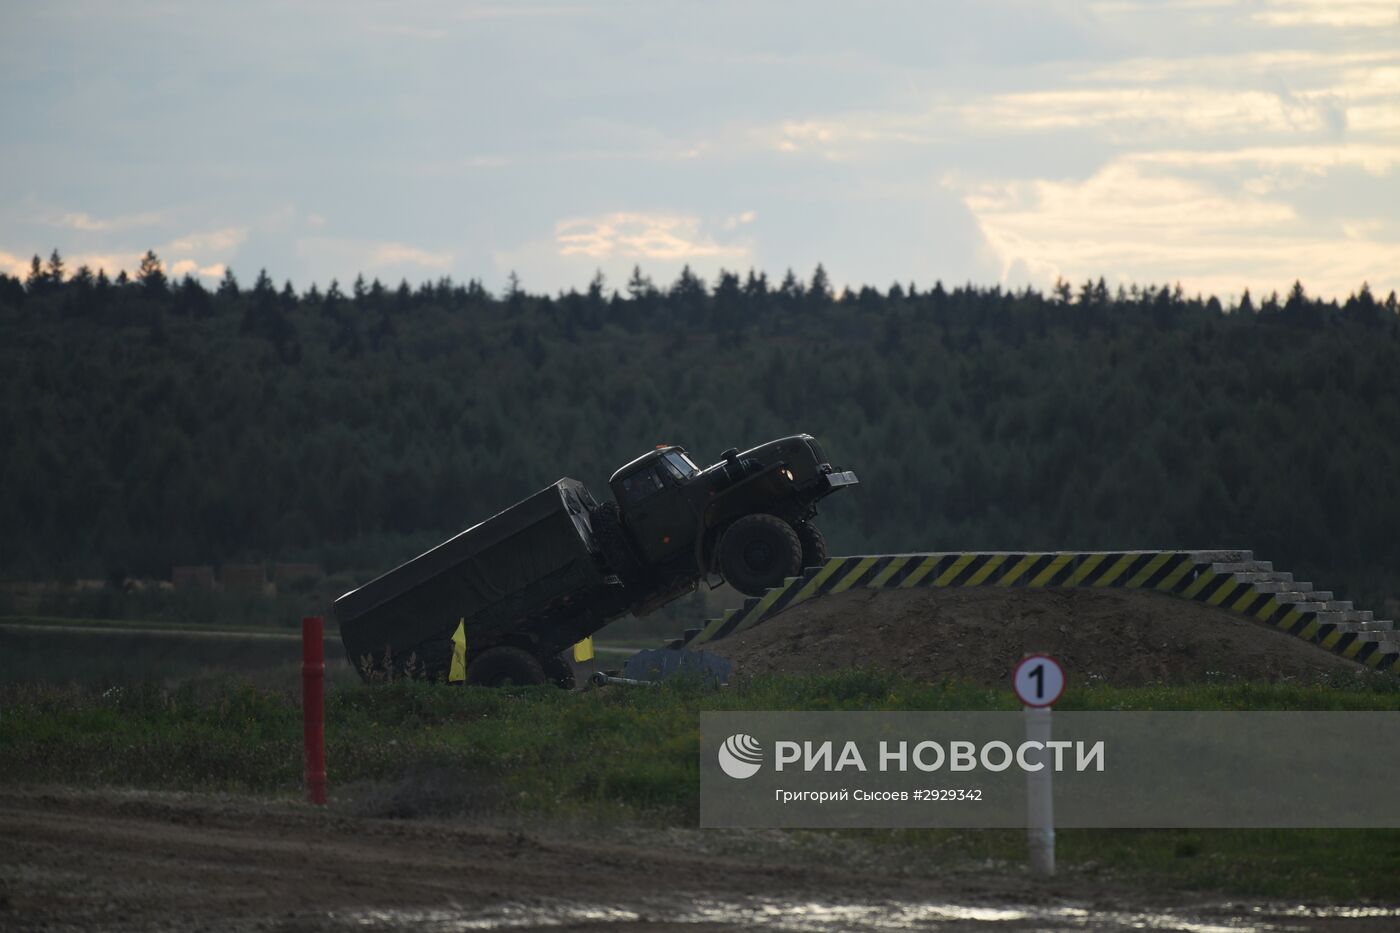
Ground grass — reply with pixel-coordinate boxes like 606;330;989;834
0;614;341;637
0;623;351;686
3;669;1400;898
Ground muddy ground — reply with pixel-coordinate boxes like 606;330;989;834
2;786;1396;932
710;588;1366;686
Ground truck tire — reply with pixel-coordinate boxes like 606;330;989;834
590;500;645;586
719;513;803;596
795;522;827;570
466;646;548;687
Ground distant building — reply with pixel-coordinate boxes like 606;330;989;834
273;562;323;587
219;563;267;592
172;565;216;589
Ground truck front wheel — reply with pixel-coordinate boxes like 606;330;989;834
466;646;549;687
795;522;827;570
719;513;804;596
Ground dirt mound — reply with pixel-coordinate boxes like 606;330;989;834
710;587;1366;686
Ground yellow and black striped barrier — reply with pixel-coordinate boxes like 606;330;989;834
683;550;1399;672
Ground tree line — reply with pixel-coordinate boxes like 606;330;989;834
4;249;1399;612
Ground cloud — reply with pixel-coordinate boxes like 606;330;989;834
555;212;750;262
963;87;1348;138
165;227;248;254
956;159;1399;299
722;210;757;231
763;115;941;159
0;250;30;277
0;251;148;278
490;211;759;294
292;236;458;281
169;258;227;280
452;3;599;21
370;243;453;269
1254;0;1400;28
45;209;165;233
1074;49;1399;86
755;40;1400;163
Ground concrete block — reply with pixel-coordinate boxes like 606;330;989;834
1194;550;1253;563
1329;622;1371;634
1228;572;1271;583
1213;561;1268;573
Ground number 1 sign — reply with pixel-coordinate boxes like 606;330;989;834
1012;653;1065;708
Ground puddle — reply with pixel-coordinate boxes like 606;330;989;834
338;895;1400;931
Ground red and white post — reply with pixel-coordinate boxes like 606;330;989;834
302;615;327;805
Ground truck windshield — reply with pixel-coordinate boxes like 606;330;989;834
663;451;699;477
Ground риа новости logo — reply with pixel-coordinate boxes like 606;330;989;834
718;733;763;779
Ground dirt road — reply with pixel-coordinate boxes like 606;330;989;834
2;787;1396;932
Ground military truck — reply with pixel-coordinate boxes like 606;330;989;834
335;434;856;686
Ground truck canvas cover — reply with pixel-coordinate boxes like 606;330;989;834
336;478;602;672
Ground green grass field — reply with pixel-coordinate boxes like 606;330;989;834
4;670;1400;899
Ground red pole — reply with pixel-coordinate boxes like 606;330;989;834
301;615;326;805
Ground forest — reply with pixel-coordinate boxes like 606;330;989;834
3;249;1399;612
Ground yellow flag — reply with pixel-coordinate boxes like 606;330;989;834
572;636;594;663
449;618;467;683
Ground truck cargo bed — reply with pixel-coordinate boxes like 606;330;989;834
336;478;625;679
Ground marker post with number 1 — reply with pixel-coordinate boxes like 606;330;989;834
1012;653;1065;877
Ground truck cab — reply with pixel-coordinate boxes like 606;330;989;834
609;447;703;566
601;434;858;597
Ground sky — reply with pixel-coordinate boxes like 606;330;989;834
2;0;1398;302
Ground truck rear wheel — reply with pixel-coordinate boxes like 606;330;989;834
719;513;803;596
795;522;827;570
466;646;548;687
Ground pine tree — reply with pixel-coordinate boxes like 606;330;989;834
25;255;44;292
742;269;768;300
46;249;65;286
137;250;168;295
672;265;706;316
1285;280;1307;314
777;268;803;307
174;275;210;316
809;263;832;306
626;265;653;301
506;271;523;312
586;269;606;324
